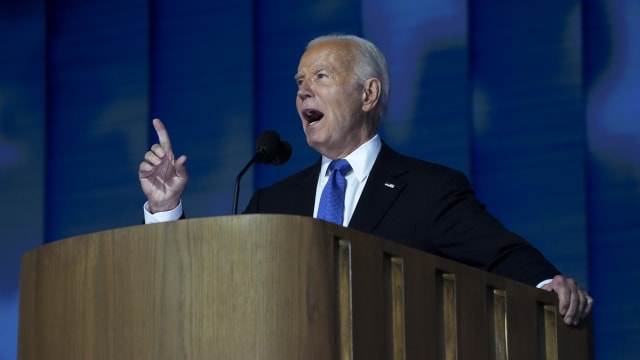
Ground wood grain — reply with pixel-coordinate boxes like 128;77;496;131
18;214;593;359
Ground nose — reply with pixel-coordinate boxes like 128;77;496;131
297;81;312;101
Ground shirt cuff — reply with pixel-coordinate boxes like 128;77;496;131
536;279;553;289
143;200;183;224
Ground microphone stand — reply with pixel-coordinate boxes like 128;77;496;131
233;151;263;215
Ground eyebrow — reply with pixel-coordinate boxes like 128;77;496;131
294;66;332;81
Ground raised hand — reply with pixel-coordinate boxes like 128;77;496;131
138;118;189;213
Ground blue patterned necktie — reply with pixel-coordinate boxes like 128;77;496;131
317;159;352;225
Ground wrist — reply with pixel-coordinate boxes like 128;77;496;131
144;200;183;224
148;199;180;214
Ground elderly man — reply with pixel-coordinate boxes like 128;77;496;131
139;34;593;325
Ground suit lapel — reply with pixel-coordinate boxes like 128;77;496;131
292;160;322;217
348;143;407;233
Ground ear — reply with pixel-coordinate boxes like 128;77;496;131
361;78;381;112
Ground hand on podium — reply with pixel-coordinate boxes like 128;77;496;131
541;274;594;326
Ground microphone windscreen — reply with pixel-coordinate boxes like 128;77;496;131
273;141;292;165
256;131;281;160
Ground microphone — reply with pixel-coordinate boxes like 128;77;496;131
233;130;292;214
254;131;292;165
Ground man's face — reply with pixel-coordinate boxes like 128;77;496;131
295;40;373;159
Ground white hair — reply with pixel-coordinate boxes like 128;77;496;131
307;34;390;122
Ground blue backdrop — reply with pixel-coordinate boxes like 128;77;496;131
1;0;639;358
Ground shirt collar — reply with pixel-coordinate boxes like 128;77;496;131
321;134;382;182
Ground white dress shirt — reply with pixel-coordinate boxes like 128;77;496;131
143;200;183;223
313;135;382;227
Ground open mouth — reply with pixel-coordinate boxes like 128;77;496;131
302;109;324;125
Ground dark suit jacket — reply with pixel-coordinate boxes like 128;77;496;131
245;142;560;286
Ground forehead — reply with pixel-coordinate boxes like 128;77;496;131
297;39;356;73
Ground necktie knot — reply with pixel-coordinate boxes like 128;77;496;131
317;159;352;225
329;158;352;176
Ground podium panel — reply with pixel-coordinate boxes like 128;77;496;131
18;215;592;359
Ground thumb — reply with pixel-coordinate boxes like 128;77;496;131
175;155;189;179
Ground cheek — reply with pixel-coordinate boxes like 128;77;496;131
326;91;352;112
334;96;361;119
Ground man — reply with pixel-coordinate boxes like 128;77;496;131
139;34;593;325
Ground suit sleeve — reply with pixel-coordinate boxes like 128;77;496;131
432;169;560;286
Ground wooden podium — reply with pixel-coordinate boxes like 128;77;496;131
17;215;592;359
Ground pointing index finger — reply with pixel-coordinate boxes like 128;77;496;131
152;118;174;155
